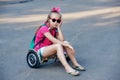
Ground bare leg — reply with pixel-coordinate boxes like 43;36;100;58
64;47;80;66
64;46;85;71
42;43;78;73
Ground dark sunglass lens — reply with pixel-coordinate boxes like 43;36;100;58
52;19;56;22
57;20;61;23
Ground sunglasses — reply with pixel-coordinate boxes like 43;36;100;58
50;18;61;23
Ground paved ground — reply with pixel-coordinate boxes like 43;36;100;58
0;0;120;80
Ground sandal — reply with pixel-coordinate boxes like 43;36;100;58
73;65;86;71
67;70;80;76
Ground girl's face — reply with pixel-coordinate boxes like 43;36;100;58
49;13;61;28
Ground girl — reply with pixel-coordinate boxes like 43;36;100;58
34;7;85;76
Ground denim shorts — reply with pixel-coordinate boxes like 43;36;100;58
37;47;45;58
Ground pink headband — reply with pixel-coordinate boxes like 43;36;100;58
51;7;61;13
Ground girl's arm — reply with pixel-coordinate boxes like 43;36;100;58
44;32;73;50
56;21;64;41
56;26;64;41
44;32;64;44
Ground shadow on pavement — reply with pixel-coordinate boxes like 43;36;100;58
0;0;33;5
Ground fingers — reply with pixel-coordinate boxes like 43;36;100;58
69;45;74;50
64;41;74;50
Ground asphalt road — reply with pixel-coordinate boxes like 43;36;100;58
0;0;120;80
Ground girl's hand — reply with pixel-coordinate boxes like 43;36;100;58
63;41;74;50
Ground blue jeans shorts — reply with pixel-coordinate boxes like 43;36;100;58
37;47;45;58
